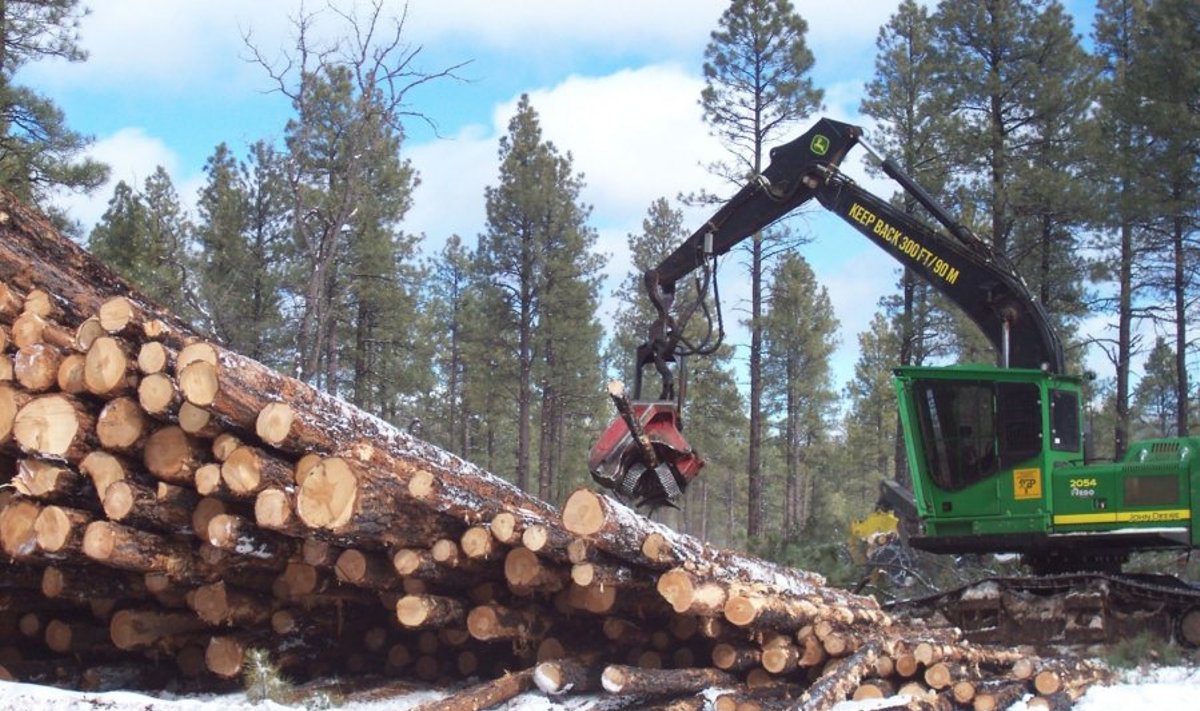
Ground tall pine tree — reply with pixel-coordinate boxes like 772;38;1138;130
700;0;823;537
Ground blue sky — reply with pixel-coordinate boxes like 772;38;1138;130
23;0;1106;395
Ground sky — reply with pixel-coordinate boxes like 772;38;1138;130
22;0;1107;397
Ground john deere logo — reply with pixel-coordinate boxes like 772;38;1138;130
811;134;830;156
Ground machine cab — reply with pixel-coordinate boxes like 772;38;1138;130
893;365;1083;546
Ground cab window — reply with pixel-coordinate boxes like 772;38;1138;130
913;379;1042;491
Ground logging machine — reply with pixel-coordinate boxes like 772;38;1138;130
590;118;1200;644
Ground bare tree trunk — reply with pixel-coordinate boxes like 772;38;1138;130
748;231;763;537
1172;216;1189;436
1116;221;1132;459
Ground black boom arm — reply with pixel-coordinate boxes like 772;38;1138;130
636;118;1064;399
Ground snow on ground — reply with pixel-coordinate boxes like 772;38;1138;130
1;664;1198;710
829;665;1200;711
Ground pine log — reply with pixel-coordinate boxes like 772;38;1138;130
300;538;340;567
972;680;1028;711
142;425;205;486
0;384;31;450
571;559;637;588
14;343;61;392
762;643;803;674
461;525;500;561
254;486;309;538
136;341;171;375
194;462;228;497
504;546;567;593
136;372;180;416
924;662;970;690
0;497;40;559
211;432;242;462
84;336;136;397
45;618;112;654
391;547;477;588
466;603;547;642
411;668;535;711
33;504;91;555
852;678;896;701
95;396;149;454
191;496;228;541
490;511;522;546
396;594;465;629
78;450;136;499
0;354;11;383
520;522;572;561
952;680;977;705
206;512;293;561
109;607;209;651
22;288;58;319
335;548;400;590
178;402;222;438
56;353;86;394
221;444;293;497
656;568;729;616
0;282;20;320
82;520;194;579
296;456;464;547
13;458;90;503
12;393;96;463
601;664;735;695
41;564;146;602
74;317;105;353
534;656;606;694
190;580;274;627
11;312;73;351
712;642;761;671
102;479;195;534
175;342;218;374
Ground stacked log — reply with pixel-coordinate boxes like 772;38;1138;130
0;189;1116;709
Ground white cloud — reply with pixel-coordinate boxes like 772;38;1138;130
53;127;192;231
403;63;725;279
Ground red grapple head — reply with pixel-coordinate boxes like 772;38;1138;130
588;402;704;507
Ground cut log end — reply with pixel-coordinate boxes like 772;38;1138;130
296;457;357;529
178;360;219;407
562;489;606;537
205;636;244;678
255;402;294;445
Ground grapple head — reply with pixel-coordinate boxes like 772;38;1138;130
588;401;704;509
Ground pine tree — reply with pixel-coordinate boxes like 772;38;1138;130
861;0;958;487
700;0;823;538
477;95;602;496
605;198;689;387
843;313;902;514
425;235;474;455
139;167;194;319
1006;2;1095;345
1137;0;1199;437
88;174;192;317
1089;0;1154;458
248;2;461;391
1132;336;1180;439
0;0;107;204
88;181;148;283
761;254;838;532
195;142;288;359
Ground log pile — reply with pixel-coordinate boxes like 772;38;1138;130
0;190;1114;709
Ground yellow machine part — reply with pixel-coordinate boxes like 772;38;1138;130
848;510;900;565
